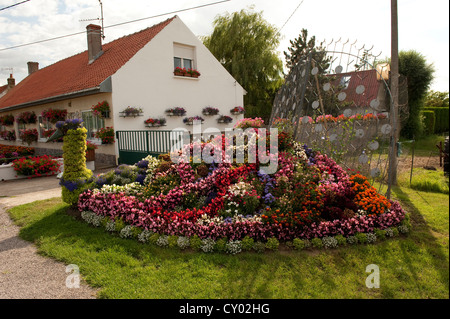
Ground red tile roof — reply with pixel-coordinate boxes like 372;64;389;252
0;85;7;95
0;16;175;110
329;69;382;108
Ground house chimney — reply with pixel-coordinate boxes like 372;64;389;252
86;24;103;64
7;74;15;89
27;62;39;75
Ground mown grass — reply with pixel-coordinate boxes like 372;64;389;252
398;168;449;194
8;183;449;299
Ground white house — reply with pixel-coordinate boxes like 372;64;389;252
0;16;245;166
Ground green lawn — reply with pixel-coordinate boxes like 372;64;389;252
7;181;449;299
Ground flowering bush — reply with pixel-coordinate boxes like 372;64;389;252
0;144;34;164
92;101;110;118
12;155;61;178
16;111;37;124
42;108;67;124
95;127;115;144
0;130;16;141
19;129;38;145
234;117;264;129
76;126;408;254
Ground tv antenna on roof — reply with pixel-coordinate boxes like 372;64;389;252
79;0;105;39
0;67;13;75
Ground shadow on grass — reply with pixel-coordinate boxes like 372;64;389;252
392;186;449;292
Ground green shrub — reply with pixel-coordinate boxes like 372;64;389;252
421;110;436;135
423;107;449;133
253;241;266;253
265;237;279;251
168;235;179;248
355;233;368;244
311;237;323;249
374;229;387;240
335;235;347;246
292;238;305;250
215;238;228;252
241;236;254;251
114;218;126;232
148;233;160;245
190;235;203;251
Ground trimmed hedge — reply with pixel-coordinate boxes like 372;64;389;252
423;107;449;133
421;110;435;135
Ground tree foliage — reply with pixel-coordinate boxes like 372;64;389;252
202;8;284;122
425;90;449;108
398;50;435;138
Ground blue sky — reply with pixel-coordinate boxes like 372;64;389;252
0;0;448;92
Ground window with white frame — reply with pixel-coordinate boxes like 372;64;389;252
173;43;195;70
82;110;104;140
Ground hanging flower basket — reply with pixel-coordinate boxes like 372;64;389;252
0;130;16;141
144;117;167;127
202;106;220;116
230;106;245;115
92;101;111;119
119;106;143;117
16;111;37;124
217;115;233;124
165;107;186;116
0;114;15;126
42;108;67;124
95;127;115;144
183;116;204;125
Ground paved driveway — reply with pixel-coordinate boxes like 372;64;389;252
0;170;111;299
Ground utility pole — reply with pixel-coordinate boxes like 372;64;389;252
387;0;399;199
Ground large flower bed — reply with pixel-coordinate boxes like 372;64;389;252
77;126;408;253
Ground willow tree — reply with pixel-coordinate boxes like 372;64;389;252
202;8;284;122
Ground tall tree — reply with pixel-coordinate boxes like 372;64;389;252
398;50;435;138
202;8;284;122
424;90;449;108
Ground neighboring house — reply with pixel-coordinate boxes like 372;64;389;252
0;16;246;166
328;64;391;113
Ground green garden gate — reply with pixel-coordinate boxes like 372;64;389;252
116;130;184;165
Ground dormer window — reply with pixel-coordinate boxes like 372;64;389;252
174;43;195;70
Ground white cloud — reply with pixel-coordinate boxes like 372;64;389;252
0;0;448;92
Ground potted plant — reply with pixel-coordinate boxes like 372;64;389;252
0;114;15;126
144;117;167;127
183;116;204;125
19;129;38;146
187;68;201;78
16;111;37;124
92;101;111;119
42;108;68;124
95;127;115;144
230;106;245;115
0;130;16;141
120;106;143;117
202;106;219;116
174;67;187;76
217;115;233;124
165;107;186;116
86;141;98;161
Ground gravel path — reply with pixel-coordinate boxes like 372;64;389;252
0;189;98;299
